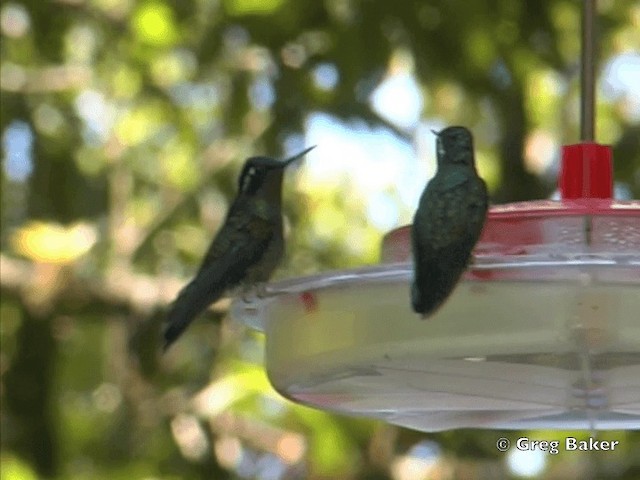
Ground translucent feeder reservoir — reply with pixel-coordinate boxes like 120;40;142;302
232;198;640;432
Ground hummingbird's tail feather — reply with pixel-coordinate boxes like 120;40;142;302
162;275;227;351
411;273;448;319
411;281;432;318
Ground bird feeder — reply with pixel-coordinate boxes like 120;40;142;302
231;0;640;431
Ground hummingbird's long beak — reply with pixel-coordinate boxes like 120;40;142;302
431;129;441;137
283;145;316;166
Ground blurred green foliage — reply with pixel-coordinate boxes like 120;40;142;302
1;0;639;479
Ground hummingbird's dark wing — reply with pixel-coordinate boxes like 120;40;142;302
411;176;487;317
163;211;275;350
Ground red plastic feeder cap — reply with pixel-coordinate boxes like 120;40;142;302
559;143;613;199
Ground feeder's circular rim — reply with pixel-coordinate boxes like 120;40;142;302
435;198;640;218
234;260;640;331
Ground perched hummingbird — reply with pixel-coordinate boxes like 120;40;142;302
411;126;488;318
163;146;315;350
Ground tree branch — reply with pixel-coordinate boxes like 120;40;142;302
0;254;230;317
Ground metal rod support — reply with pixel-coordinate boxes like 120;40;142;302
581;0;596;142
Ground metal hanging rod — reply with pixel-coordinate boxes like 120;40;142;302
581;0;596;142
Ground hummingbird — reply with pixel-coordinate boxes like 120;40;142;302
163;146;315;350
411;126;488;318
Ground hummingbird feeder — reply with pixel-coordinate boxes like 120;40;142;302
231;0;640;431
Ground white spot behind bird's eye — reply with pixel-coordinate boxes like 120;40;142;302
241;167;258;192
